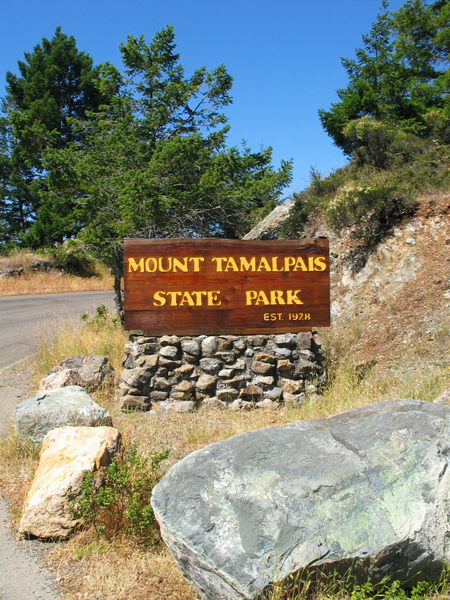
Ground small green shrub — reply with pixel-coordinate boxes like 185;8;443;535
74;444;169;542
50;239;102;277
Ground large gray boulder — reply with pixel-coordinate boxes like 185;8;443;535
15;386;112;443
152;399;450;600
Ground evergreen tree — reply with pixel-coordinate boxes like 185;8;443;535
318;0;450;158
40;27;292;315
1;28;104;241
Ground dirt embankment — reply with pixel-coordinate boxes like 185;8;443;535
303;193;450;375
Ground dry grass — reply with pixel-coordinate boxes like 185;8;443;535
0;271;114;296
0;425;40;526
1;301;449;600
32;311;128;387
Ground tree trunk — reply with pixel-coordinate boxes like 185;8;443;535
112;247;124;324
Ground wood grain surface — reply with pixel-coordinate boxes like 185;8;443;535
124;238;330;335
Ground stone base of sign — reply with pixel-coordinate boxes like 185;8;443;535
117;332;325;411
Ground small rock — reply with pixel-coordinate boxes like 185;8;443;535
149;390;169;402
196;374;217;392
279;378;304;394
255;398;279;409
15;386;112;443
219;369;235;379
215;352;236;364
158;357;181;369
233;339;246;352
181;340;201;357
244;348;254;357
283;391;303;406
225;375;246;389
297;332;313;350
434;390;450;404
140;342;159;355
277;359;294;374
274;333;295;348
159;345;180;359
121;395;151;411
233;359;246;370
121;367;151;389
264;387;283;401
153;377;172;391
217;338;233;351
274;347;291;359
184;353;199;364
199;358;222;375
202;397;227;410
253;353;276;364
252;376;274;389
240;385;263;401
174;364;195;379
405;237;416;245
163;401;195;414
160;335;180;347
201;336;218;357
136;354;158;370
216;389;239;402
251;361;274;375
229;399;254;411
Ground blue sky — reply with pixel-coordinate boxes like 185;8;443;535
0;0;406;197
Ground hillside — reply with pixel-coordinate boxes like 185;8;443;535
247;191;450;404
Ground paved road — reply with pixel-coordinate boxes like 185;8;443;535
0;291;115;370
0;290;115;599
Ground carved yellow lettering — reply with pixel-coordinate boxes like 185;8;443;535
212;257;226;272
284;257;295;271
153;291;166;306
287;290;303;305
270;290;286;305
308;256;315;271
257;257;271;271
179;291;195;306
256;291;270;305
207;291;221;306
167;291;182;306
173;257;188;272
240;257;256;271
314;256;326;271
225;257;239;272
264;313;270;321
158;257;172;272
246;290;258;305
294;257;307;271
191;291;207;306
145;257;157;272
271;257;284;272
189;257;205;272
128;257;144;272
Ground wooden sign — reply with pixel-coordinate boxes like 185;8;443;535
124;238;330;335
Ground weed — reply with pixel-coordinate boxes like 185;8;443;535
73;444;169;542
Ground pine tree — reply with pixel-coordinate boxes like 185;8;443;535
1;28;104;241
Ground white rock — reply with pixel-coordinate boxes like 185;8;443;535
19;426;121;539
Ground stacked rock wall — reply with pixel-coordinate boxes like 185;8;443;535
117;332;325;411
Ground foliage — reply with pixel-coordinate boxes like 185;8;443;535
74;444;169;542
80;303;119;327
261;563;445;600
1;28;104;242
324;182;416;243
37;26;291;315
318;0;450;163
49;239;101;277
